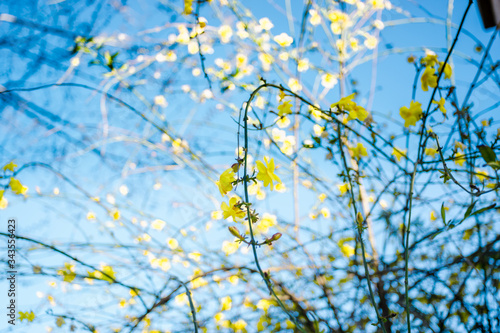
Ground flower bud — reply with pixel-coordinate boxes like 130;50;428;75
268;233;282;243
231;162;240;173
356;212;363;224
228;226;241;239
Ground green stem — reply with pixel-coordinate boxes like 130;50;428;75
241;83;308;333
336;127;388;333
405;3;473;331
174;277;199;333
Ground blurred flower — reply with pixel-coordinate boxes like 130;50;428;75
274;33;293;47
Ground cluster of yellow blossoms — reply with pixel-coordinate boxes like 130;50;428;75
420;52;452;92
1;161;29;210
331;93;368;122
217;157;281;223
398;52;451;128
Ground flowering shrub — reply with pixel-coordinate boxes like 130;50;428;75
1;0;499;332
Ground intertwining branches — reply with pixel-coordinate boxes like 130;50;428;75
1;1;499;332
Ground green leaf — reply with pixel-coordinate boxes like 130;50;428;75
464;201;477;219
441;203;447;226
104;51;112;66
471;204;496;216
439;170;451;183
486;161;500;170
478;145;497;163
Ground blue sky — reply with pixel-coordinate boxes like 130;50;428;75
1;0;499;332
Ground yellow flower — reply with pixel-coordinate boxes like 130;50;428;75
336;39;346;53
321;73;338;89
257;299;272;311
56;316;65;327
421;66;437;92
57;262;76;282
340;243;355;258
425;147;438;158
228;275;239;285
309;105;323;121
421;53;439;67
348;105;368;121
392;147;407;162
277;100;293;117
211;210;222;220
183;0;193;15
119;298;127;308
430;210;437;221
309;9;321;26
188;252;202;262
171;138;188;154
455;141;466;151
286;319;296;329
364;35;378;49
216;168;236;196
154;95;167;107
275;183;286;192
234;319;247;330
221;296;232;311
258;53;274;71
454;152;466;166
439;61;452;79
370;0;385;9
399;100;422;127
278;89;287;102
273;33;293;47
475;168;488;182
167;238;178;250
297;58;309;72
313;124;323;136
288;78;302;92
214;312;224;323
0;193;8;210
256;213;277;233
373;19;385;30
281;136;295;155
259;17;274;31
432;97;446;114
350;142;368;159
276;116;290;128
18;311;35;322
222;240;239;256
191;276;207;289
350;37;359;51
151;219;166;230
338;183;350;195
100;265;116;283
111;210;120;220
175;293;188;306
331;93;355;111
3;161;17;172
9;178;28;195
256;157;281;191
218;25;233;44
220;197;246;222
164;50;177;62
